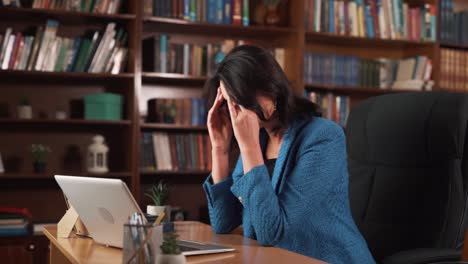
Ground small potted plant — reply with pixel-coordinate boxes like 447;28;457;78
31;144;51;173
18;96;32;119
157;232;186;264
145;180;170;221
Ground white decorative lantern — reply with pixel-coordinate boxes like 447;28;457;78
87;135;109;173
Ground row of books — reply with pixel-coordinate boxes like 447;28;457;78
0;20;128;74
304;0;436;42
440;49;468;92
440;0;468;46
143;35;286;76
143;35;223;76
147;98;207;126
31;0;123;14
0;207;31;237
139;132;212;172
304;53;432;90
144;0;249;26
306;91;350;127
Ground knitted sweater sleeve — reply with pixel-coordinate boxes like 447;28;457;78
230;123;347;246
202;160;244;234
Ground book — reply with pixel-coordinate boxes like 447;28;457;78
306;91;350;126
304;0;436;42
0;21;128;74
31;0;123;14
0;152;3;173
141;132;211;172
440;48;468;91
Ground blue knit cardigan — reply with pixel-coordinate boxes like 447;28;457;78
203;117;375;263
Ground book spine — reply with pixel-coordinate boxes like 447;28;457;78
232;0;241;25
224;0;232;24
242;0;249;26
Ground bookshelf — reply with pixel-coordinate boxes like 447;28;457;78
1;0;467;260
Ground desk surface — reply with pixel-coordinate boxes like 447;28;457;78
43;221;324;264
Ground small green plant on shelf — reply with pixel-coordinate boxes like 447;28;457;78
160;232;181;255
31;144;51;173
145;180;169;206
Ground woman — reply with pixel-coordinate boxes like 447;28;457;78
202;45;375;263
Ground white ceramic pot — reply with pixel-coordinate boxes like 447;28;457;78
55;110;67;120
147;205;166;216
18;105;32;119
156;254;186;264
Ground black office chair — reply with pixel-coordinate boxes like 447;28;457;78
346;92;468;264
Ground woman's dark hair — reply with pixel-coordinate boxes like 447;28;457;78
204;45;320;134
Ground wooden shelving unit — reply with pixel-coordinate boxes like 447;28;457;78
305;83;419;95
140;123;208;132
440;43;468;50
0;0;453;240
0;172;132;179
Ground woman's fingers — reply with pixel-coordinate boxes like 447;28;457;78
227;100;238;121
209;88;224;112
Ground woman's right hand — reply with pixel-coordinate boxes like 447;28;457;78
207;87;233;154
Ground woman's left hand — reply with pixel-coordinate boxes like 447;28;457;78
227;100;260;153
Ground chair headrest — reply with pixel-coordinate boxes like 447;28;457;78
346;92;468;165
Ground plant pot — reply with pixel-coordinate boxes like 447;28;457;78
147;205;171;222
18;105;32;119
33;162;46;173
156;254;186;264
264;5;281;26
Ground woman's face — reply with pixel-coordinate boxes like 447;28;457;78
219;81;276;127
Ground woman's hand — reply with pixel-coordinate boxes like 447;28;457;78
207;88;233;154
227;100;263;174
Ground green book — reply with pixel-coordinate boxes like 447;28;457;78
72;39;91;72
54;39;68;72
242;0;249;26
190;0;196;21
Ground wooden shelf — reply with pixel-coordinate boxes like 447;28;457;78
440;42;468;50
305;31;435;49
141;170;210;176
143;16;296;38
142;72;207;86
0;172;132;179
0;70;134;84
305;83;419;95
0;6;135;24
141;123;208;132
0;118;131;127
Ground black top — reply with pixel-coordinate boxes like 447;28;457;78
264;158;277;178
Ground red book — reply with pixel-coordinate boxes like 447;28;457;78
197;134;204;170
172;0;178;18
232;0;242;25
13;35;25;70
205;135;212;170
9;33;22;70
344;0;350;36
169;134;179;170
368;0;380;38
178;0;184;19
415;8;421;41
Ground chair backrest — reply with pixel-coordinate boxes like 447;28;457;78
346;92;468;261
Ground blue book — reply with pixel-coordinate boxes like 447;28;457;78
364;3;374;38
191;98;199;126
160;35;168;73
183;0;190;20
67;37;82;72
224;0;232;24
329;0;335;33
206;0;216;23
215;0;224;24
198;98;207;125
0;227;28;237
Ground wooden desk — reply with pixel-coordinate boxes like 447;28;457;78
43;221;323;264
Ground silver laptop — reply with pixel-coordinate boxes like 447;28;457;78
54;175;234;256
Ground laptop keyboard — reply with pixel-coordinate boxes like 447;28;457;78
178;245;200;252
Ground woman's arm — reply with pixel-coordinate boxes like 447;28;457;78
230;123;347;246
203;151;243;234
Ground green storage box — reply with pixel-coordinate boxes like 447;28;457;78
84;93;123;121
